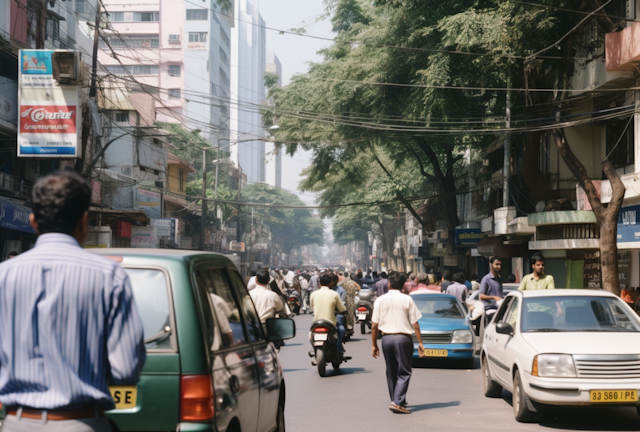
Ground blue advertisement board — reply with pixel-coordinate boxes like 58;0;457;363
617;205;640;243
20;50;54;75
455;228;487;247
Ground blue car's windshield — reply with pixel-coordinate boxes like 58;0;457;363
413;298;464;319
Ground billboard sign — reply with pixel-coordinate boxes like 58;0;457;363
137;188;161;218
18;50;80;157
131;226;158;248
455;228;487;247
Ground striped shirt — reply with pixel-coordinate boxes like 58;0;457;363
0;233;146;410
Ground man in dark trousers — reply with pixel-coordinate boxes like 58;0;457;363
0;172;146;432
371;272;424;414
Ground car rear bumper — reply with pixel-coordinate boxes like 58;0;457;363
412;343;474;359
523;374;640;406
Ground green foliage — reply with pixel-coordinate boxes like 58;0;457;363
240;183;325;253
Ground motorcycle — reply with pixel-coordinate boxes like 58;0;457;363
355;285;376;334
308;319;349;377
287;289;302;315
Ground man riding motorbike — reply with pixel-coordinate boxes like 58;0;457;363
310;272;349;361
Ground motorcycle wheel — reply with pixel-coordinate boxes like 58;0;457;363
316;346;326;377
360;321;366;334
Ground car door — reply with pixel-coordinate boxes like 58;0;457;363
194;266;260;432
484;297;514;387
493;297;520;390
227;269;281;432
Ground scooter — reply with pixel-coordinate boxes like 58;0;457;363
287;289;302;315
355;286;376;334
308;319;350;377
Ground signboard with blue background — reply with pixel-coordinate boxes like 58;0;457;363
455;228;487;247
617;204;640;243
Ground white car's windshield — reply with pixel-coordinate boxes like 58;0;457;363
413;298;465;319
522;296;640;333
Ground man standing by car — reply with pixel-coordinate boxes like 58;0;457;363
371;272;424;414
519;253;555;290
479;256;504;311
0;171;146;432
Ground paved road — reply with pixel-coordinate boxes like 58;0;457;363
279;314;640;432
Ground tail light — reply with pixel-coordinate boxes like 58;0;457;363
180;375;214;421
314;327;329;333
357;307;367;312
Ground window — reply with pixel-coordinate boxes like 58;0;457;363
502;298;519;329
219;47;229;66
75;0;86;13
193;268;247;349
219;28;230;46
104;65;159;75
109;11;159;22
46;18;60;42
186;9;208;20
188;32;207;43
168;65;181;76
228;271;264;342
152;138;162;146
168;88;181;99
102;35;159;49
178;167;184;190
168;34;180;44
219;68;229;88
114;111;129;123
607;119;634;169
125;269;174;350
412;297;465;319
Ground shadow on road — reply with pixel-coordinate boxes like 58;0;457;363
408;401;461;412
319;367;371;377
282;343;303;347
282;368;308;373
412;357;479;370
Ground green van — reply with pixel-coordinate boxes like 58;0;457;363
91;249;294;432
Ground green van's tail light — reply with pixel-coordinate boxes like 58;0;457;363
180;375;214;421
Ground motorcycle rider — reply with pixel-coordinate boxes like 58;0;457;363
300;273;311;313
310;272;348;358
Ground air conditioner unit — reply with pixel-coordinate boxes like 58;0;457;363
52;50;80;83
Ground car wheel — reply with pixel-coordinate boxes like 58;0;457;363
513;371;536;423
482;356;502;398
276;393;285;432
360;321;366;334
316;346;326;377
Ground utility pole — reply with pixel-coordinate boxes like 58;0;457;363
75;0;101;174
201;149;207;251
503;91;511;207
214;140;220;251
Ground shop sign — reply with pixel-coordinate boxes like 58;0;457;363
187;42;207;50
444;255;458;267
131;226;158;248
432;244;447;256
0;77;18;129
150;218;174;237
0;198;35;234
18;50;80;157
180;237;193;249
423;259;436;266
230;241;245;252
137;188;161;218
455;228;487;247
617;204;640;243
583;250;602;289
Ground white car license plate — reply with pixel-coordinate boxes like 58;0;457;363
357;313;367;320
314;333;328;341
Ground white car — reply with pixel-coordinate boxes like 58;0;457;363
481;289;640;423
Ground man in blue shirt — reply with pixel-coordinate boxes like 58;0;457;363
0;172;145;432
479;256;504;310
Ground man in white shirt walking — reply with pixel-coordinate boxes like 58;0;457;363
371;272;424;414
250;269;287;323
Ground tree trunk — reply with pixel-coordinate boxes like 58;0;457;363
551;128;624;295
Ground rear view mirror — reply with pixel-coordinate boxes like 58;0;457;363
266;318;296;342
496;322;515;336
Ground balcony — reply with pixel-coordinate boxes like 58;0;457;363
606;22;640;71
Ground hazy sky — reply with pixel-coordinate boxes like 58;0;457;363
257;0;334;205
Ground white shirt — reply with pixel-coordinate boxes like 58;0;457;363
249;285;286;323
284;271;295;286
372;289;422;335
247;276;257;291
299;277;309;290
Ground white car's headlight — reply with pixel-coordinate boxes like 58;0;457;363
450;329;473;344
533;354;576;378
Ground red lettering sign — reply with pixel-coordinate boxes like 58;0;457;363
19;105;77;134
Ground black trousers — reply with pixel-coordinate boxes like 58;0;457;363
381;334;413;406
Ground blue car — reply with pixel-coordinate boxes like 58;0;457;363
410;293;475;367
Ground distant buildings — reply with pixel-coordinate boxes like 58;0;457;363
265;49;282;188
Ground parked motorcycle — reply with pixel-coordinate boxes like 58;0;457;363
355;286;376;334
308;319;349;377
287;289;302;315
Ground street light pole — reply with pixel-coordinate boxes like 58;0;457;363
201;149;207;251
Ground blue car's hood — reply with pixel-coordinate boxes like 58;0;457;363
417;317;469;331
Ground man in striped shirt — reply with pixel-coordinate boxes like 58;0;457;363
0;171;146;432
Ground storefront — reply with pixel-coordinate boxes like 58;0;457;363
0;197;37;260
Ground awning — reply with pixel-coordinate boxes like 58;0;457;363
478;235;528;258
0;198;35;234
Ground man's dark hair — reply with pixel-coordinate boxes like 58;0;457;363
8;251;18;258
250;270;257;276
531;253;545;266
372;271;378;278
388;272;407;290
380;272;388;279
356;272;363;279
452;272;466;284
319;272;332;286
489;256;502;264
442;269;452;281
470;273;479;281
331;273;339;283
256;269;270;285
31;171;91;235
508;274;516;283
